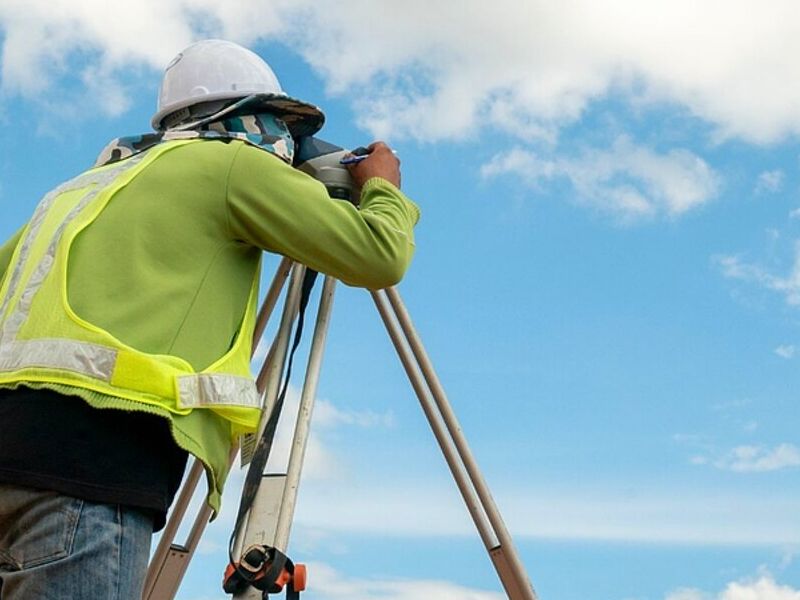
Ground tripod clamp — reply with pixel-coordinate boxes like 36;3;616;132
223;544;307;599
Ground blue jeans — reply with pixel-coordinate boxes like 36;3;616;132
0;484;153;600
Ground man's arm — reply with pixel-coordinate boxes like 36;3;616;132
0;225;26;285
226;142;420;289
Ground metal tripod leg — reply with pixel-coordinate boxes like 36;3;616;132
232;275;337;600
232;262;308;562
371;287;538;600
142;258;299;600
275;275;336;549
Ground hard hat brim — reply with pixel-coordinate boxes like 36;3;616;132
152;93;325;138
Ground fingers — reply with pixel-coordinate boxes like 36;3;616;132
366;141;390;153
345;141;401;189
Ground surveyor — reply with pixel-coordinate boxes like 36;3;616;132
0;39;419;599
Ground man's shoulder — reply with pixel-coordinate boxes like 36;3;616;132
163;137;242;158
149;139;254;179
161;139;289;170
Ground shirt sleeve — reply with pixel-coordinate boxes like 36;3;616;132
225;143;421;290
0;224;26;285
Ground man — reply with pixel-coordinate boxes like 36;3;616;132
0;39;419;599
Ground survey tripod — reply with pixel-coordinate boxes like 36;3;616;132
141;139;538;600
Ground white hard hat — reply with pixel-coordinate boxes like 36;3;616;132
151;39;324;137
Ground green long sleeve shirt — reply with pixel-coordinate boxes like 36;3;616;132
0;140;420;372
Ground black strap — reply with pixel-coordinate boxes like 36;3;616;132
259;549;288;592
228;267;319;583
223;546;298;597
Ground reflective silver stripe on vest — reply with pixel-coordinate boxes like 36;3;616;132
177;374;261;409
0;174;92;325
0;156;144;343
0;339;117;381
0;337;260;410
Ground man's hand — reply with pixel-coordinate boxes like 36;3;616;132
345;142;401;189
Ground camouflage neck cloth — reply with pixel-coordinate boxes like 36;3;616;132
94;112;295;167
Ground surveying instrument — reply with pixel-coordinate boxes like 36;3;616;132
141;138;538;600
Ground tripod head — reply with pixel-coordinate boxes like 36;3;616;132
294;137;360;203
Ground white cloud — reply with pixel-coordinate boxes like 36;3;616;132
305;562;505;600
666;590;708;600
779;548;799;571
673;433;707;444
0;1;186;115
250;336;271;369
314;399;394;429
481;137;719;220
0;0;296;117
291;2;800;145
723;577;800;600
716;246;800;306
667;574;800;600
775;345;795;359
259;387;394;481
295;1;800;145
714;444;800;473
677;431;800;473
236;385;343;482
756;170;785;194
289;478;800;545
712;398;753;411
4;1;800;144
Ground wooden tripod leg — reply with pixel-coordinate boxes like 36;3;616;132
371;287;538;600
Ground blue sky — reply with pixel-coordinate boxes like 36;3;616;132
3;2;800;599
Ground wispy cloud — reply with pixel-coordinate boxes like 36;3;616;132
713;444;800;473
250;336;271;369
716;246;800;306
302;562;505;600
666;573;800;600
756;170;785;194
288;478;800;545
666;589;707;600
169;448;800;564
677;430;800;473
481;137;719;220
261;388;394;481
775;345;795;359
314;400;394;430
712;398;753;412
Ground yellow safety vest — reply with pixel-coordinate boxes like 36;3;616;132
0;139;262;514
